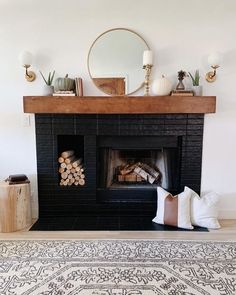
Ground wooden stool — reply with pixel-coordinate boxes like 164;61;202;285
0;181;32;232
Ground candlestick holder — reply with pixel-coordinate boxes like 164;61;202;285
143;64;153;96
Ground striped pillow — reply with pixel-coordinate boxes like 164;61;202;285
152;187;193;229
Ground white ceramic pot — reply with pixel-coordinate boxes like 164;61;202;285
192;85;202;96
42;85;54;96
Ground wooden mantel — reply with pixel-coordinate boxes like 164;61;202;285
23;96;216;114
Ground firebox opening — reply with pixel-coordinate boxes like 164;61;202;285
98;148;180;191
97;135;181;197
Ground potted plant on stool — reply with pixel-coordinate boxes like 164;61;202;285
40;70;55;95
188;70;202;96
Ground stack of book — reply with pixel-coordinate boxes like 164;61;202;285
171;90;194;96
53;91;75;96
75;77;83;97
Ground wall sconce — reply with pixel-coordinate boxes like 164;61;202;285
205;53;221;83
143;50;153;96
19;51;36;82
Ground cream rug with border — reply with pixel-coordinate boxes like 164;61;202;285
0;239;235;295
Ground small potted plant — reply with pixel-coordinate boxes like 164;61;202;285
39;70;55;95
188;70;202;96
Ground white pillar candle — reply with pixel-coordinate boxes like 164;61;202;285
143;50;153;66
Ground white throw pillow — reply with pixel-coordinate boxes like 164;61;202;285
152;187;193;229
185;186;221;229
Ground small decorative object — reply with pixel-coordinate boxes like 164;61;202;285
143;50;153;96
5;174;30;185
18;51;36;82
40;70;55;95
152;75;172;96
176;70;186;90
188;70;202;96
205;52;221;83
54;74;75;91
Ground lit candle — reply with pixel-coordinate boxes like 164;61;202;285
143;50;153;66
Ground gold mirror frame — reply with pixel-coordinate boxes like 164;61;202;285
87;28;150;96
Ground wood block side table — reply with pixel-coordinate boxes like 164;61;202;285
0;181;32;232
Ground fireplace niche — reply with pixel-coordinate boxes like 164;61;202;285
97;135;181;202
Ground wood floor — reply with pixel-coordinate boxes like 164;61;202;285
0;220;235;241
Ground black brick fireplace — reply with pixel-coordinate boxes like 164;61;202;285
35;114;204;222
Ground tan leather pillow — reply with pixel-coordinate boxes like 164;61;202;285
152;187;193;229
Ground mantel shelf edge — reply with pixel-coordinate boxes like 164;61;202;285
23;95;216;114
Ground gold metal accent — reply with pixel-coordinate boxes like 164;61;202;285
25;71;36;82
205;65;219;83
24;65;36;82
143;64;152;96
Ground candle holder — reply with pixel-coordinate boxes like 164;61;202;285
143;64;153;96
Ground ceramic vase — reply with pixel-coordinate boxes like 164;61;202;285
42;85;54;96
192;85;202;96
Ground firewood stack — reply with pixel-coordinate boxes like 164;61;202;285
58;150;85;186
117;162;160;184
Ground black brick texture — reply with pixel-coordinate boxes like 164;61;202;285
35;114;204;217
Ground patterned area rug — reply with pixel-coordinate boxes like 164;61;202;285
0;239;235;295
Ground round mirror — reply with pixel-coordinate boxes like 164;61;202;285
87;28;149;95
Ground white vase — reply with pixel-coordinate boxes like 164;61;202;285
192;85;202;96
42;85;54;96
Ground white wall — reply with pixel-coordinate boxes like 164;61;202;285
0;0;236;219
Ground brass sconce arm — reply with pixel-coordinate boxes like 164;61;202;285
24;64;36;82
205;53;221;83
205;65;220;83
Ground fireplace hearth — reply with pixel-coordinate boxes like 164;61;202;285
35;114;203;220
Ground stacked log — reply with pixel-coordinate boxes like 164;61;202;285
58;150;85;186
117;162;160;184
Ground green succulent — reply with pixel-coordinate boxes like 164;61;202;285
188;70;200;86
40;70;55;86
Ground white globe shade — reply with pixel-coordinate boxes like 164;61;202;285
19;51;33;66
152;75;172;96
207;53;221;67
